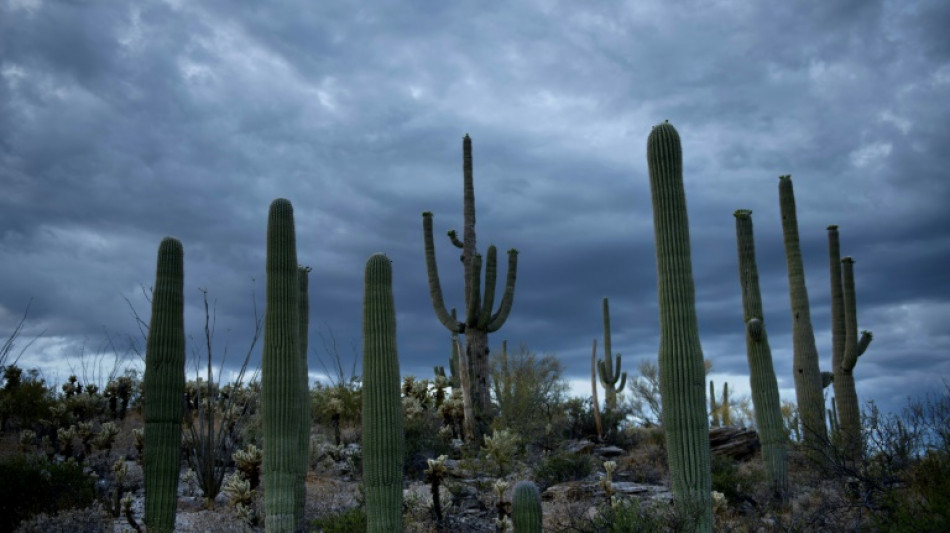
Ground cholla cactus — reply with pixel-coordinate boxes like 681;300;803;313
132;428;145;459
482;428;520;476
493;479;511;525
223;472;256;507
601;460;618;505
18;429;36;453
425;454;449;521
95;421;120;451
233;443;263;490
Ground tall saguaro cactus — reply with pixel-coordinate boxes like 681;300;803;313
262;199;303;532
778;176;827;449
647;121;712;531
734;210;788;504
362;253;405;532
422;134;519;437
295;266;312;527
598;297;627;412
838;256;873;460
144;237;186;533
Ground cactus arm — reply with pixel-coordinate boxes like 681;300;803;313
362;253;405;532
422;212;464;334
485;248;518;333
841;257;863;371
616;368;627;392
857;331;873;357
477;245;498;328
602;297;614;383
262;199;303;532
143;237;185;533
447;229;464;249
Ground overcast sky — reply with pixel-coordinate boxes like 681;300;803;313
2;0;948;420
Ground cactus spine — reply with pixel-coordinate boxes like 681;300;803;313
647;121;712;531
597;297;627;412
295;266;311;526
734;210;787;504
143;237;185;533
362;253;405;532
262;199;303;532
778;176;828;449
422;134;519;437
511;480;542;533
838;256;873;460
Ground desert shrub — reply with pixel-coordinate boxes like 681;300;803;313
710;455;742;504
490;344;569;444
0;366;56;431
535;449;593;489
311;506;367;533
0;455;96;531
562;396;598;440
13;503;111;533
620;437;668;485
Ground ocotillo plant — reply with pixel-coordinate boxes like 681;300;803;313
362;253;405;532
734;209;787;504
778;175;827;449
422;134;519;437
647;121;712;531
295;265;311;527
262;199;303;532
598;297;627;413
511;480;542;533
143;237;185;533
839;256;873;461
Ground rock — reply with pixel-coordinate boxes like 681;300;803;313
594;445;625;458
709;426;760;461
542;480;672;503
564;440;595;454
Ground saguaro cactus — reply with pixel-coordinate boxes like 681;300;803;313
422;134;519;437
590;339;604;440
778;175;827;449
362;253;405;532
647;121;712;531
262;199;303;532
734;210;787;504
511;480;542;533
143;237;185;533
709;380;720;428
597;297;627;412
295;266;311;526
838;256;873;460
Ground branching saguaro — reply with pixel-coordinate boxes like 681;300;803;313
422;134;519;437
598;297;627;413
734;209;788;505
778;175;827;449
647;121;712;532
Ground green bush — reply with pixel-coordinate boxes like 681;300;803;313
0;455;96;531
0;366;56;431
535;450;593;489
710;455;742;504
310;507;366;533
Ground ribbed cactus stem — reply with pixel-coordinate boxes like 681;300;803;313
362;253;405;532
262;199;303;532
721;382;731;427
647;121;712;531
734;209;788;504
709;381;720;428
143;237;185;533
597;297;627;412
839;256;872;461
590;339;603;440
511;480;542;533
295;265;311;526
778;175;827;449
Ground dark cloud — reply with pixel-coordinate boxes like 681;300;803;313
1;0;947;418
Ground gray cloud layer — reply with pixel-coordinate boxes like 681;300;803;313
2;0;948;416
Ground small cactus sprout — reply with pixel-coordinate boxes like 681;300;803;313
602;460;618;505
493;478;511;523
425;454;449;521
511;480;542;533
